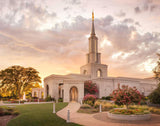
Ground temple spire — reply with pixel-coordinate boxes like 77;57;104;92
91;11;95;36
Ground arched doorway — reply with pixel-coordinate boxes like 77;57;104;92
70;86;78;102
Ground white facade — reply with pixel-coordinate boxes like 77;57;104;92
43;12;158;102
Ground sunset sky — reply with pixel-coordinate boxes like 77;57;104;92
0;0;160;84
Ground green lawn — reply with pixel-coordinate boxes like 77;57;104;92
7;103;81;126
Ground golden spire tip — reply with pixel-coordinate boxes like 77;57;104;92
92;11;94;21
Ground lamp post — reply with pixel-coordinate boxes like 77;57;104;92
67;110;70;123
53;102;55;113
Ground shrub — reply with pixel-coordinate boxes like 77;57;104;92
12;111;20;115
6;108;14;112
149;107;160;114
58;98;63;102
4;111;12;115
83;94;97;106
109;108;150;115
45;96;55;102
0;108;4;116
148;86;160;104
80;104;92;109
111;84;144;109
101;96;112;100
84;80;98;95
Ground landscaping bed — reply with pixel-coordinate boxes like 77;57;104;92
0;106;19;116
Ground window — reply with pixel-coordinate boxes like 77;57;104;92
97;69;102;77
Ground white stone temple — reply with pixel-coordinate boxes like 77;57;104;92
42;12;158;102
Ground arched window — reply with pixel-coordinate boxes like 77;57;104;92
97;69;102;77
83;70;87;75
46;85;49;96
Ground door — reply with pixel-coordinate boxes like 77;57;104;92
70;86;78;102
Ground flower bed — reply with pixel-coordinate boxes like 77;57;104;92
109;108;150;115
107;108;151;121
107;111;151;121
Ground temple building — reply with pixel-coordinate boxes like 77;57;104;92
42;12;158;102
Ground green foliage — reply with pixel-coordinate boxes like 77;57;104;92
83;94;97;106
0;107;19;116
45;95;55;101
101;96;112;100
58;98;63;102
109;108;150;115
12;111;20;116
148;84;160;104
0;65;41;99
149;107;160;114
111;85;144;108
80;104;92;109
84;80;98;95
149;54;160;104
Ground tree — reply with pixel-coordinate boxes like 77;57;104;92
148;54;160;104
84;80;98;95
0;65;41;99
153;53;160;81
110;84;144;109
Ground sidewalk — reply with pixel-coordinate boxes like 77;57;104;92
56;102;160;126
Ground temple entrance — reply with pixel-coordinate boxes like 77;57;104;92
70;86;78;102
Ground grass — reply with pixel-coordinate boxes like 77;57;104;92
7;103;81;126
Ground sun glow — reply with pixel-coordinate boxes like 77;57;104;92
100;38;112;48
130;31;136;39
138;59;157;73
112;51;134;59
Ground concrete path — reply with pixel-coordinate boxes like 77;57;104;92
56;102;160;126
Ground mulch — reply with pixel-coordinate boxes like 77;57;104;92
0;115;16;126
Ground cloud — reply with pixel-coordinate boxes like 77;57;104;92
64;0;81;5
134;0;160;13
116;10;126;17
122;18;134;24
0;0;57;30
134;7;141;13
0;1;159;78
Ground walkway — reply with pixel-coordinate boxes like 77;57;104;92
57;102;160;126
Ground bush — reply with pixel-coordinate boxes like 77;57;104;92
101;96;112;100
12;111;20;115
58;98;63;102
45;96;55;102
148;86;160;104
80;104;92;109
0;108;4;116
84;80;98;95
6;108;14;112
110;85;144;109
83;94;97;106
109;108;150;115
149;107;160;114
4;111;12;115
94;100;121;111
